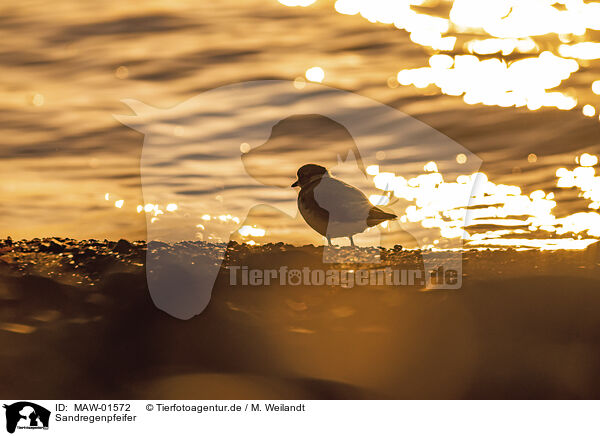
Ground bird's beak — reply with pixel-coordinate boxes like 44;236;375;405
291;180;299;187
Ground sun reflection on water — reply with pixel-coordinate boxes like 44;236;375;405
280;0;600;115
397;52;579;110
364;153;600;249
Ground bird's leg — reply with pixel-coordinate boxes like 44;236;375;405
349;235;356;247
326;236;333;246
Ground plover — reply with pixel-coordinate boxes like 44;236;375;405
292;164;397;246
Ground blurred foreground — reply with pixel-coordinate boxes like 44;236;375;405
2;239;600;399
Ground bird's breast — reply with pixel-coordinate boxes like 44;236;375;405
298;190;329;236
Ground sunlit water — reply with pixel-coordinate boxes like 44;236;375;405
329;0;600;112
2;0;600;250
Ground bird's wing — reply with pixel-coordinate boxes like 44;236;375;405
312;177;374;222
366;207;397;227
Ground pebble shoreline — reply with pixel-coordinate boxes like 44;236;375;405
1;237;599;289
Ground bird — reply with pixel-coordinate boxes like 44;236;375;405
292;164;397;246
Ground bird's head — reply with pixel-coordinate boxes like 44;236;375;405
292;164;329;188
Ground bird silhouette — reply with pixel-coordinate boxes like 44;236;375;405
292;164;397;246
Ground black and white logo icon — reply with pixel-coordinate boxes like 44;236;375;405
3;402;50;434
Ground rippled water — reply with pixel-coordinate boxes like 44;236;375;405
2;0;600;249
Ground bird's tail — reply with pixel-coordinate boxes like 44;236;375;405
367;207;397;227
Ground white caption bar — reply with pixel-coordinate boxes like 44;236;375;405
2;400;599;435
